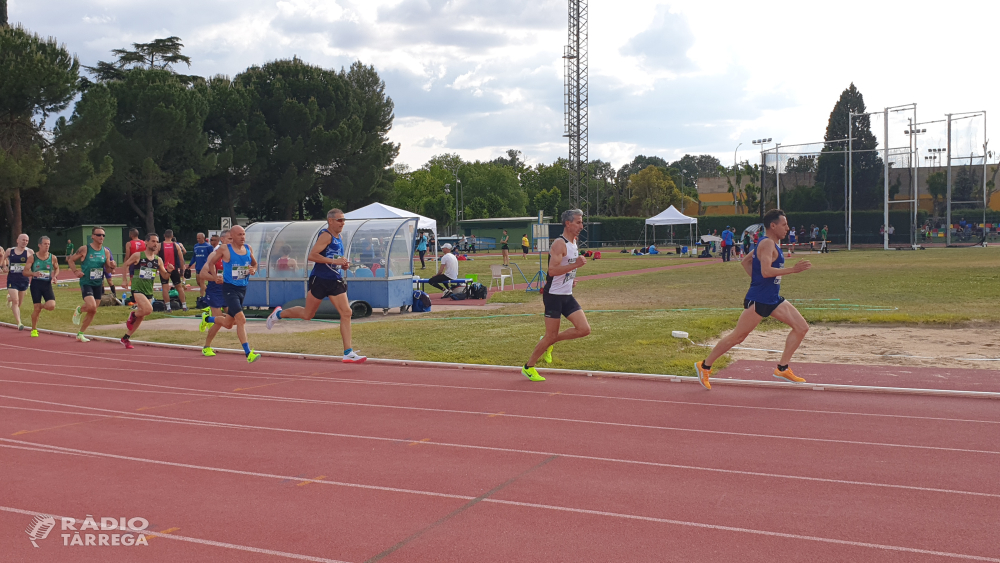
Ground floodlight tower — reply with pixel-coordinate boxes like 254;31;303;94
564;0;588;241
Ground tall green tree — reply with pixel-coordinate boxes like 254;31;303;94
236;58;362;219
0;24;81;239
458;162;525;217
100;69;212;234
202;75;257;219
628;166;681;216
815;83;883;210
86;36;195;84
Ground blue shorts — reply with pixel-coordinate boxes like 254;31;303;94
222;283;246;316
205;283;226;308
7;278;29;292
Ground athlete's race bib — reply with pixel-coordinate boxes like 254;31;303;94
774;276;782;285
139;267;155;280
34;269;51;280
90;268;104;280
232;265;250;280
9;263;24;274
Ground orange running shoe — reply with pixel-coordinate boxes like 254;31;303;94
773;367;806;383
694;361;712;390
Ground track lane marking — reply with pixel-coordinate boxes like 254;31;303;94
1;444;995;562
1;403;996;499
2;373;997;456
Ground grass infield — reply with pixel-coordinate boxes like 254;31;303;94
3;247;998;376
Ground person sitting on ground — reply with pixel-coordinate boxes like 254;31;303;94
620;247;628;254
648;244;659;255
427;243;461;298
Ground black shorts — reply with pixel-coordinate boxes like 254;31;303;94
543;293;582;319
309;276;347;299
81;284;105;301
522;245;530;253
160;268;182;286
744;296;785;318
30;280;55;304
501;243;509;250
222;283;247;316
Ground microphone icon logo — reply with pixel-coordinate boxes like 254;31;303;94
25;515;56;547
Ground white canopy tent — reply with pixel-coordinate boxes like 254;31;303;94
345;202;438;264
644;205;698;247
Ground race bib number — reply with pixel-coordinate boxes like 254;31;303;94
35;269;51;280
9;263;24;274
232;265;250;280
139;267;155;280
774;276;782;285
90;268;104;280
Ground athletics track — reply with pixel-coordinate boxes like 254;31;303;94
1;328;998;562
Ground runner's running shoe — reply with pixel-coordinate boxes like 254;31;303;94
76;333;90;343
72;306;82;326
199;311;210;333
343;350;367;363
126;311;136;332
773;367;806;383
30;329;38;337
694;361;712;390
121;337;133;350
17;324;24;331
247;350;261;363
541;344;553;364
521;365;545;382
202;347;216;357
266;306;282;330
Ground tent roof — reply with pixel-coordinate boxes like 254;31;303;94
645;205;698;226
345;202;436;234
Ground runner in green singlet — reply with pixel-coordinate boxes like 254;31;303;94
121;233;169;349
25;236;58;337
67;227;116;342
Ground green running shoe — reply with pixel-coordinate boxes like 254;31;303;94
76;332;90;343
72;306;82;326
247;350;261;363
199;311;210;333
202;347;216;357
541;345;553;364
30;329;39;337
521;365;545;382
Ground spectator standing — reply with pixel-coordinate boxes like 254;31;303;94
65;239;75;260
428;243;460;298
888;224;895;237
521;233;530;259
469;233;477;254
500;230;510;266
416;232;428;269
721;225;734;262
820;225;829;253
459;234;467;252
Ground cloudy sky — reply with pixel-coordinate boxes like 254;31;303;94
11;0;997;169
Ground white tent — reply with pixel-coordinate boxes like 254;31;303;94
345;202;438;265
644;206;698;247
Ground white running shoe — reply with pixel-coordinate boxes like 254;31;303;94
72;306;82;326
343;350;367;363
76;333;90;343
266;306;282;330
441;289;452;298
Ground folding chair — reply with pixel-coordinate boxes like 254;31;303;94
488;264;513;291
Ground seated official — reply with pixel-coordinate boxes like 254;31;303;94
427;243;461;298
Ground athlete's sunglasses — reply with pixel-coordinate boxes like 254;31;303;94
333;218;345;222
93;233;106;237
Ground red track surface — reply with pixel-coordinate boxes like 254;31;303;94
725;360;1000;393
1;330;998;562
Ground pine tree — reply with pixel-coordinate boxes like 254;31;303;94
815;83;884;210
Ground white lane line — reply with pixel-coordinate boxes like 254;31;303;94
17;358;1000;427
3;369;998;456
0;344;1000;424
2;440;997;563
3;399;997;499
0;505;351;563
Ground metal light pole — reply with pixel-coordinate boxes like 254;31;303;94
733;142;742;213
751;138;773;220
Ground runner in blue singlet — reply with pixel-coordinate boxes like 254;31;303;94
199;225;260;363
5;233;33;330
266;208;366;363
694;209;812;389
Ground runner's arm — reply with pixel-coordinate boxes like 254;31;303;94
24;253;34;278
104;247;117;270
248;245;257;275
307;233;346;266
741;250;754;277
547;239;585;277
66;246;87;276
203;248;223;279
122;252;139;286
52;255;60;277
156;257;169;279
758;240;811;278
